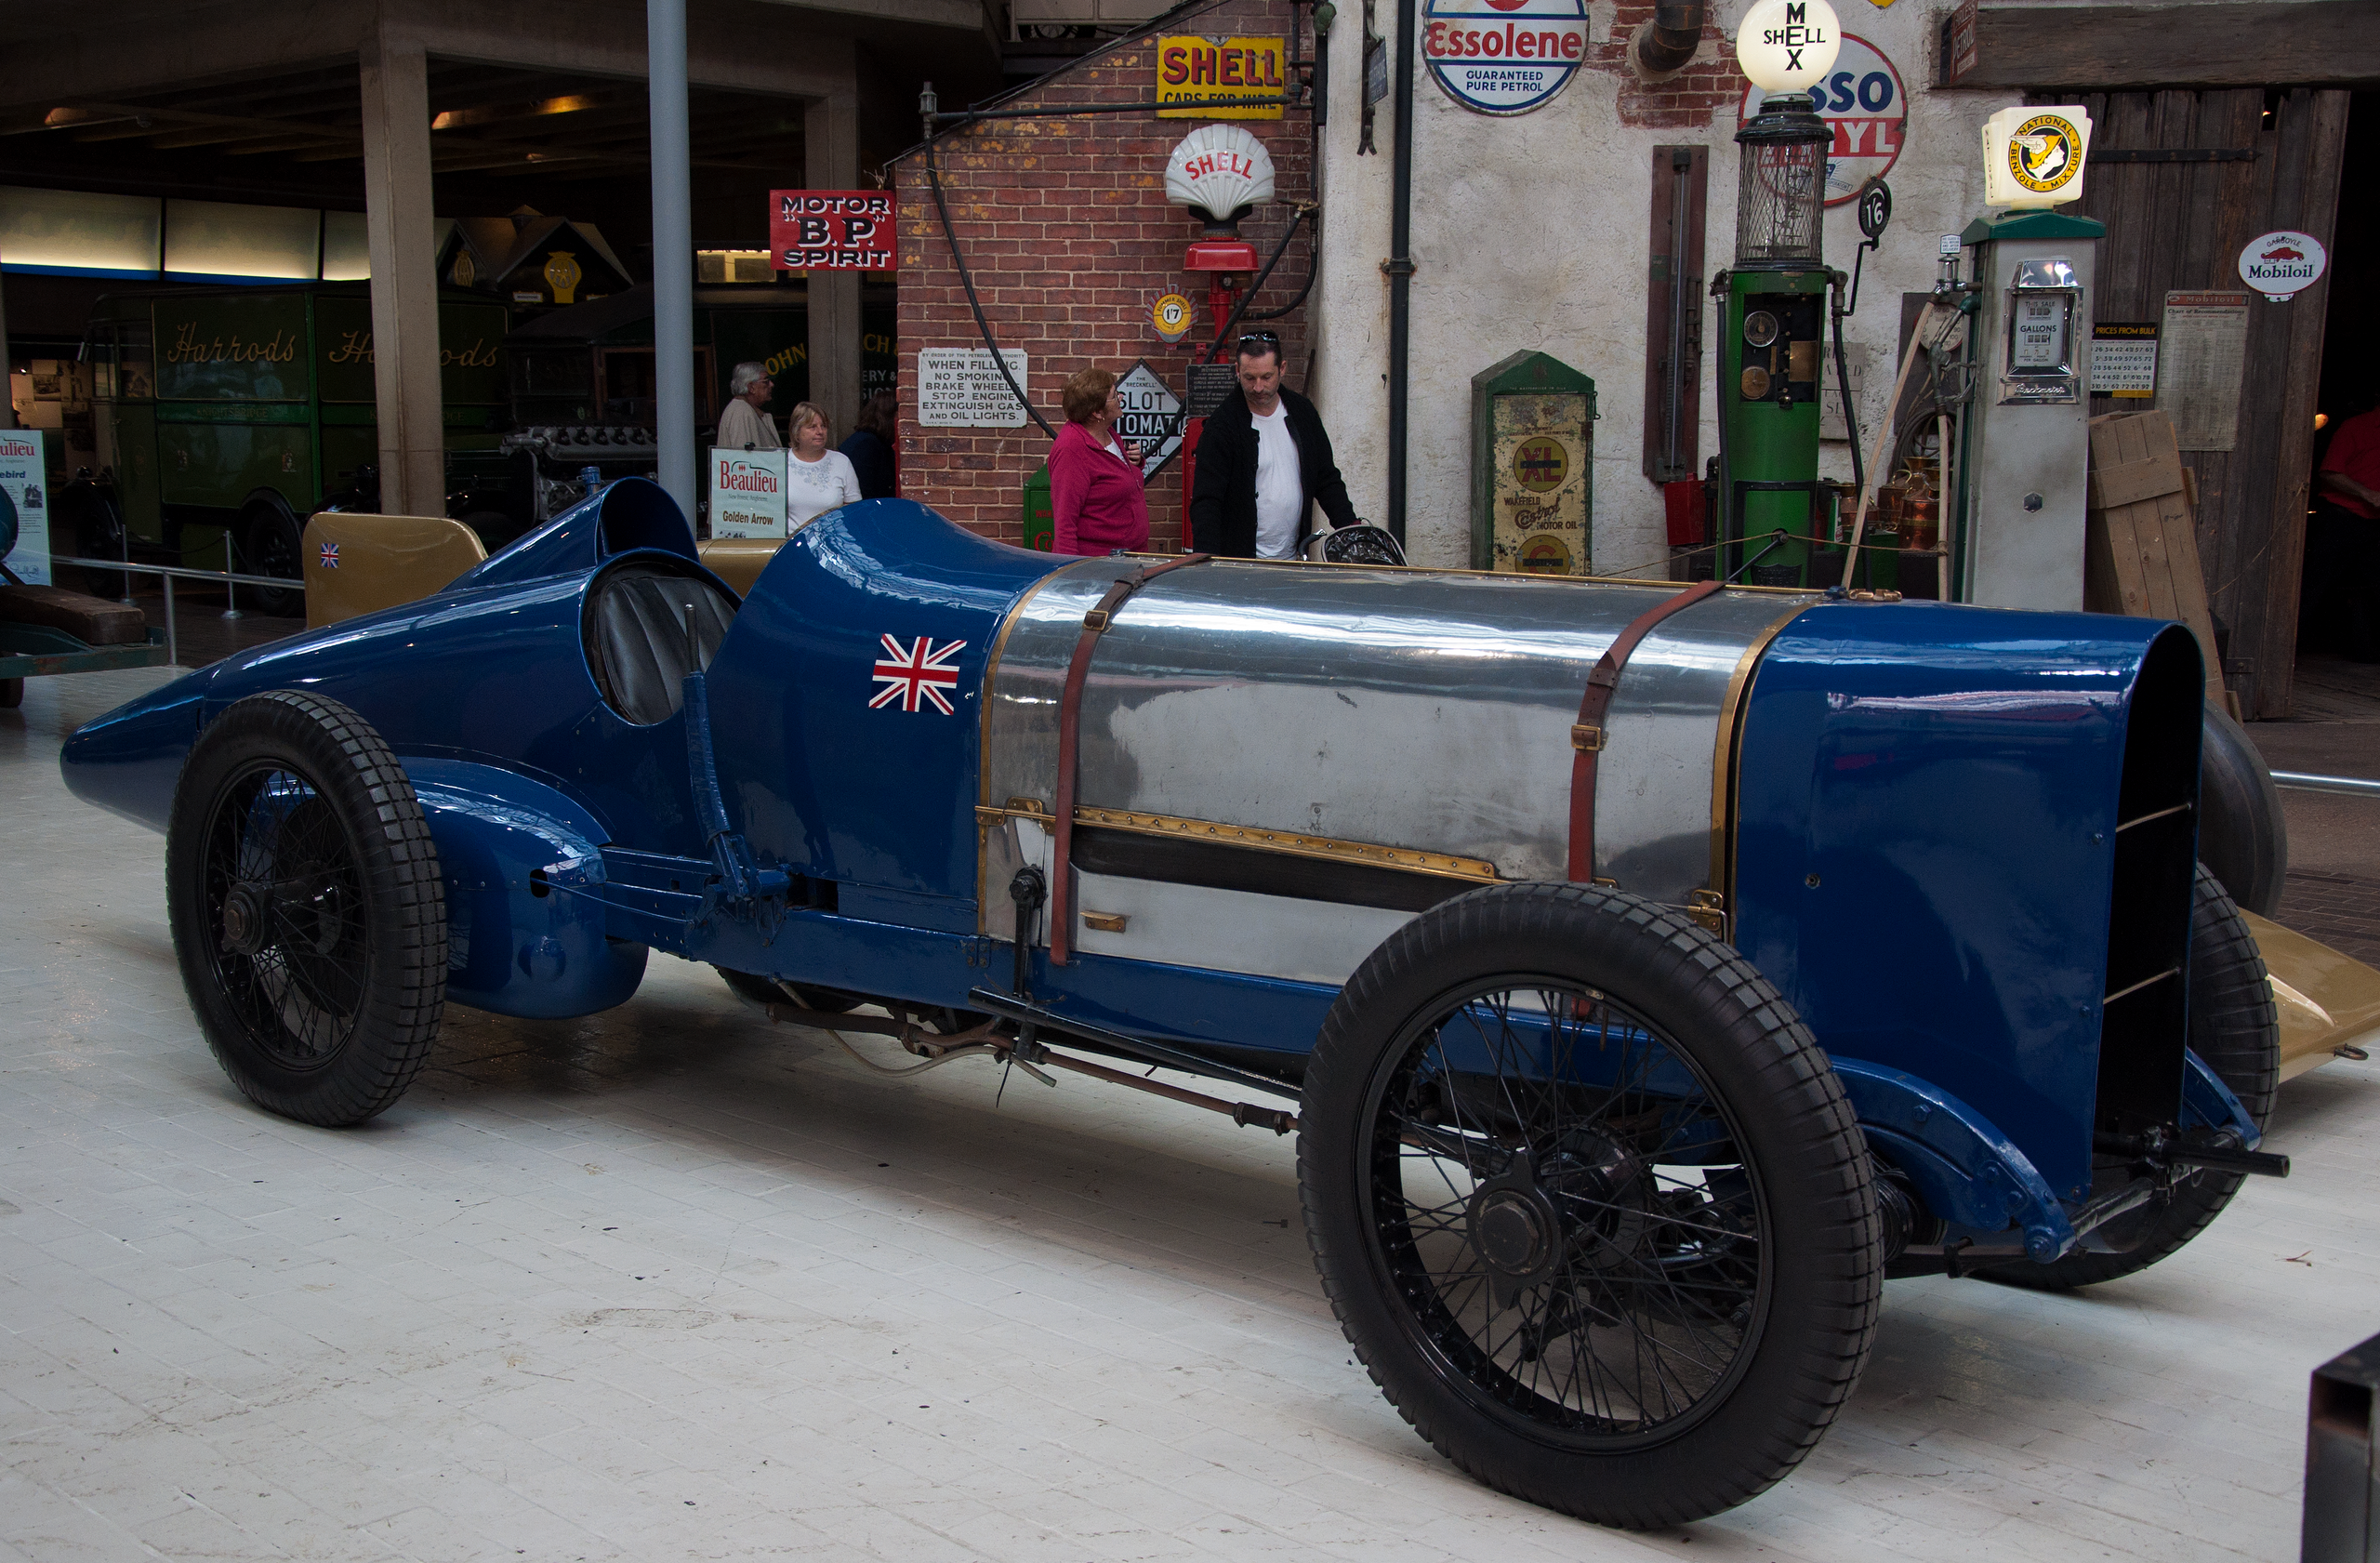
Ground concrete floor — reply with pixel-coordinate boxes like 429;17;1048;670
6;667;2378;1563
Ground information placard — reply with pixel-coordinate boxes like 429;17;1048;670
2157;292;2250;452
0;430;50;587
710;449;787;539
917;349;1029;428
2089;322;2158;398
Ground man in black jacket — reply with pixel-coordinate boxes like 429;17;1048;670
1189;332;1360;558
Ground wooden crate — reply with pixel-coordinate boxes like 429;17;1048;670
2084;409;2235;717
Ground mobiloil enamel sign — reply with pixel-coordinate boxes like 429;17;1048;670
2238;230;2327;303
1422;0;1590;116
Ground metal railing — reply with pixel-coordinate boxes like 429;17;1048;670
50;555;302;668
2274;771;2380;800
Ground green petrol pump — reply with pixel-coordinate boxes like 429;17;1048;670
1714;91;1834;587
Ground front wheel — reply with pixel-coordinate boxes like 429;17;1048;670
166;690;446;1125
1300;883;1883;1529
241;502;304;616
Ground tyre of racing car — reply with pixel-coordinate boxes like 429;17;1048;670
2199;703;2287;918
1980;863;2279;1291
1299;882;1884;1529
714;966;861;1013
166;690;446;1126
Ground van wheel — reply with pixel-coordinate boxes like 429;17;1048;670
1300;883;1883;1527
167;691;446;1125
241;502;305;616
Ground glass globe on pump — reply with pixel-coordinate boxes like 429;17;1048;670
1164;125;1276;340
1715;0;1842;587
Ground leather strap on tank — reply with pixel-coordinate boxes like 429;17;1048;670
1567;578;1726;884
1050;554;1211;964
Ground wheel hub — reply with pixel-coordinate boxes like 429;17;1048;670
219;884;268;957
1468;1153;1565;1306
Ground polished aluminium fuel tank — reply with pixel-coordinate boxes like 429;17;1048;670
979;556;1816;985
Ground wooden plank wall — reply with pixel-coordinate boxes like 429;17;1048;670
2039;86;2349;718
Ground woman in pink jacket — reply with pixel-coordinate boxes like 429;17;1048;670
1049;366;1151;555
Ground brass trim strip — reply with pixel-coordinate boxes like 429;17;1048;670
974;801;1502;882
1709;601;1818;919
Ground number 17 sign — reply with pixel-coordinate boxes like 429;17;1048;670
770;191;897;272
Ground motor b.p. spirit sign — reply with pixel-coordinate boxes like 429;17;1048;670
769;191;896;272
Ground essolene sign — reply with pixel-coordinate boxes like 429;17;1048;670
2239;231;2327;302
1422;0;1589;117
1736;0;1842;95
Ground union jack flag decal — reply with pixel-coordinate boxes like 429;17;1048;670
318;540;339;569
870;633;967;715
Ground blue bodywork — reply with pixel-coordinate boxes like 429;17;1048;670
62;482;2258;1265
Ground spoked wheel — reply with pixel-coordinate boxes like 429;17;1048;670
1301;884;1882;1528
241;502;305;616
167;691;445;1125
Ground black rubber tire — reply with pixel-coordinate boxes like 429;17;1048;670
0;677;21;709
1980;864;2279;1290
715;966;861;1013
1300;882;1883;1529
65;483;129;600
166;690;446;1125
241;501;305;616
2199;703;2287;918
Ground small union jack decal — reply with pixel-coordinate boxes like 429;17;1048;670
318;540;339;569
870;634;967;715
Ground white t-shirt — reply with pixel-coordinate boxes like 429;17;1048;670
1250;403;1302;560
786;450;864;528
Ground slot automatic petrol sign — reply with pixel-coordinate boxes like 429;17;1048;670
769;191;896;272
1737;33;1906;205
1422;0;1590;117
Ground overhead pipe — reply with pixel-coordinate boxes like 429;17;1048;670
1634;0;1706;75
1384;0;1417;543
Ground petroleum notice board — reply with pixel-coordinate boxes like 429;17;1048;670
2156;292;2249;452
917;349;1029;429
2090;322;2158;399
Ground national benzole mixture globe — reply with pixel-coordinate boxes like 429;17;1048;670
1718;0;1840;587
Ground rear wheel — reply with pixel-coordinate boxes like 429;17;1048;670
166;690;445;1125
1300;883;1882;1528
1981;864;2279;1289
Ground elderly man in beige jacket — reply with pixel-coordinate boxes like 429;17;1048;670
717;362;781;450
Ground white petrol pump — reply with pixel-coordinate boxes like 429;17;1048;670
1945;105;2100;611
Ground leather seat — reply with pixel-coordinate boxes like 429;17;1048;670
585;565;738;726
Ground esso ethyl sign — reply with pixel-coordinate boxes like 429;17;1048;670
1421;0;1590;117
1737;34;1906;205
2238;230;2327;303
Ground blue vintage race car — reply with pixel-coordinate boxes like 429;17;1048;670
61;480;2285;1529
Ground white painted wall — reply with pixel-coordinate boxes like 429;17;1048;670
1311;0;2039;571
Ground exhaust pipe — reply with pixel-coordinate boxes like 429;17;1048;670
1634;0;1704;74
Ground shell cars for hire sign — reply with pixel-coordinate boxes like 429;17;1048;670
1736;34;1907;205
1423;0;1590;116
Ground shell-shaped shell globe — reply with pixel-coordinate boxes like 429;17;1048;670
1163;124;1276;221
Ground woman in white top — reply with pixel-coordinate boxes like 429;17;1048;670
783;402;864;529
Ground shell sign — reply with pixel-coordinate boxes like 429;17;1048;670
1422;0;1590;116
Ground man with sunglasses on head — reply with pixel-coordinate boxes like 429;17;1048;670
1189;331;1359;559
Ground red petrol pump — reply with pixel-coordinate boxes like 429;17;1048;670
1164;125;1275;550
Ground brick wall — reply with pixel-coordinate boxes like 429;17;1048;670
891;0;1315;546
1590;3;1746;129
